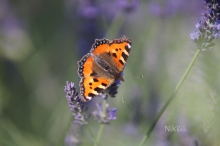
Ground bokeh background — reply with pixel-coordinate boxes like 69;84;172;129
1;0;220;146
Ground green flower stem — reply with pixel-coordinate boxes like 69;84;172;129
86;124;97;146
96;124;104;143
138;49;201;146
95;99;107;144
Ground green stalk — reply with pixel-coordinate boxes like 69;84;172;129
95;99;107;144
96;124;104;143
86;124;97;146
138;49;201;146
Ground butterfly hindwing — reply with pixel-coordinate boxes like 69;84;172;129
79;76;114;102
78;54;93;78
78;54;115;102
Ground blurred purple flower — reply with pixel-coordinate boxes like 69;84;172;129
65;122;82;146
149;0;200;18
77;0;99;20
65;81;118;125
92;101;117;124
105;79;121;98
101;93;108;100
65;135;79;146
217;24;220;30
190;0;220;50
107;108;117;120
190;31;200;41
105;72;122;98
64;81;88;125
196;23;201;29
118;0;139;12
213;21;220;38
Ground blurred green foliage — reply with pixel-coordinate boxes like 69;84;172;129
0;0;220;146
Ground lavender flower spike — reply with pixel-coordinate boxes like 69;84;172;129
107;108;117;120
64;81;88;125
92;101;117;124
190;0;220;50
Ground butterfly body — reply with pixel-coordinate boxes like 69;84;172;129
78;36;131;102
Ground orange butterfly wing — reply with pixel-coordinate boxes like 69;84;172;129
78;44;114;102
80;76;114;102
92;39;110;55
77;36;131;102
109;37;131;72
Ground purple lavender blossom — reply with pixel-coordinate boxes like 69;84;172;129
65;122;82;146
65;81;118;125
190;0;220;50
106;79;121;98
190;31;200;41
64;81;88;125
107;108;117;120
105;72;123;98
92;102;117;124
119;0;139;12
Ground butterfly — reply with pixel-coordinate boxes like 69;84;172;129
77;36;132;102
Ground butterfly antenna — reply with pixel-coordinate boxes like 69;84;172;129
121;88;125;103
123;75;143;79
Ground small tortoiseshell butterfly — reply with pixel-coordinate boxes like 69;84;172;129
77;36;132;102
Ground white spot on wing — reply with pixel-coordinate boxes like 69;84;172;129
92;90;99;95
120;56;125;63
127;43;131;49
98;85;106;89
123;49;129;56
87;96;92;100
112;50;116;53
